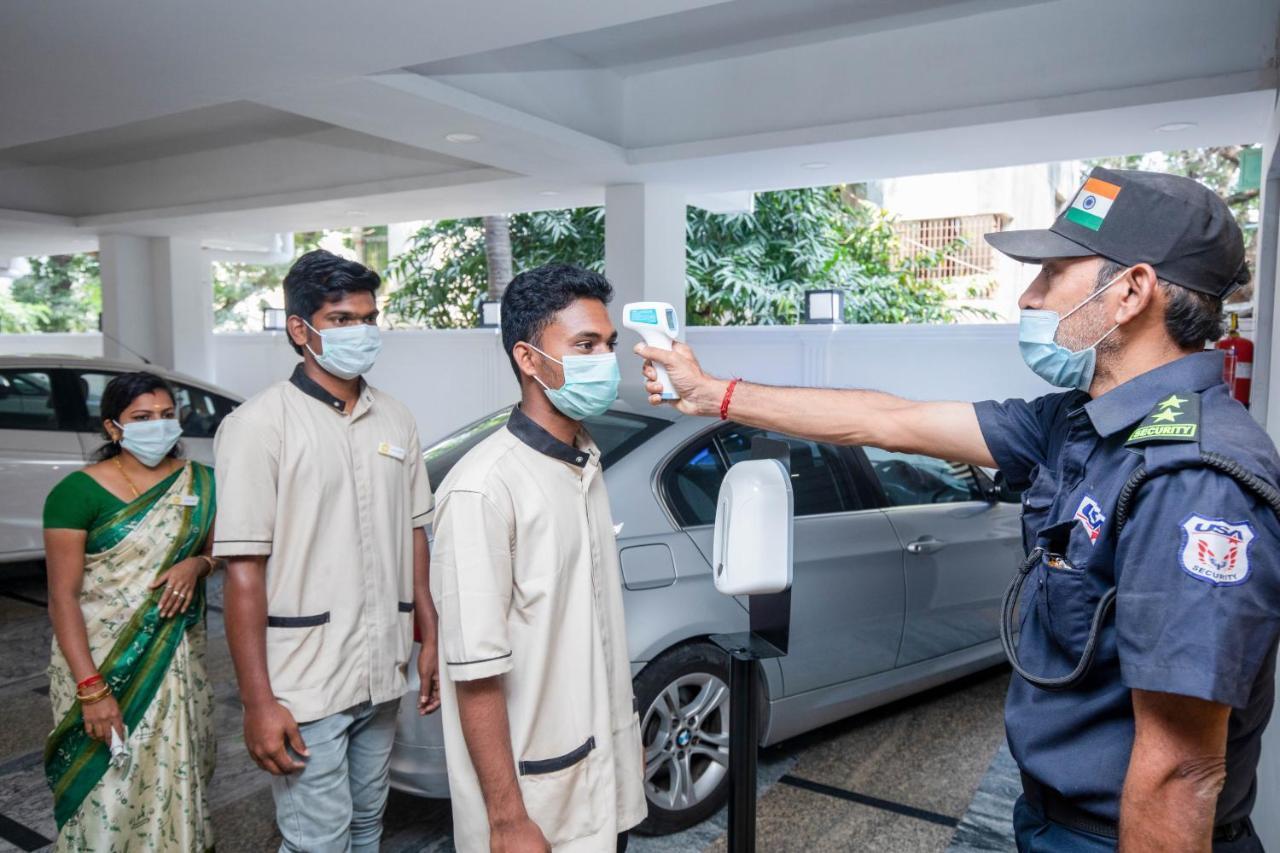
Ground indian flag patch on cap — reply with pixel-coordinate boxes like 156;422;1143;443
1065;177;1121;231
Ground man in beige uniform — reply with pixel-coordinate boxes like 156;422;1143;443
214;250;439;853
431;263;646;853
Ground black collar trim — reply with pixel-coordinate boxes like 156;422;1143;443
506;405;588;468
290;363;352;413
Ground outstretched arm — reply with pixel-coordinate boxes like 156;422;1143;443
636;342;995;468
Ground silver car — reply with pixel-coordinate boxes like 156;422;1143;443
390;400;1022;835
0;355;241;564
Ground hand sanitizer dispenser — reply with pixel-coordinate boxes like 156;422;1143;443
622;301;680;400
712;458;793;595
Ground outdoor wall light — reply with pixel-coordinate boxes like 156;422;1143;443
262;308;288;331
478;300;502;328
804;289;845;324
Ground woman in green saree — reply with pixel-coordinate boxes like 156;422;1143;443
43;371;219;852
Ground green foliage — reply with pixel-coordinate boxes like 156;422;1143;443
0;288;51;332
385;208;604;328
389;189;971;327
6;254;101;332
213;262;287;330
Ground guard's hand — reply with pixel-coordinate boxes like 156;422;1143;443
243;700;308;775
490;817;551;853
417;640;441;715
634;341;726;418
149;557;203;618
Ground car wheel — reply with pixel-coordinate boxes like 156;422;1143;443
632;642;734;835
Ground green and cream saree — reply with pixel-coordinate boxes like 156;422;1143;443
45;461;217;852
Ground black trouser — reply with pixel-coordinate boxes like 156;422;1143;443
617;832;629;852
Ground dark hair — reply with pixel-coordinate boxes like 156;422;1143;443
283;249;382;354
500;263;613;380
93;372;181;461
1095;259;1225;351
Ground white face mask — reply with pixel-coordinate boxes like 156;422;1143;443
302;319;382;380
114;418;183;467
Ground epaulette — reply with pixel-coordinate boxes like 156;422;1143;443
1125;392;1201;447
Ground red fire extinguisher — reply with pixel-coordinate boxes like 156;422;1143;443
1215;312;1253;406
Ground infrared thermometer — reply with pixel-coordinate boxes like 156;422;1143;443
623;301;680;400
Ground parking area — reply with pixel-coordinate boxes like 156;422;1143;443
0;565;1013;853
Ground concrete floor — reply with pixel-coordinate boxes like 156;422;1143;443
0;566;1015;853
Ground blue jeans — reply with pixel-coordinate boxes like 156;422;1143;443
270;700;399;853
1013;795;1263;853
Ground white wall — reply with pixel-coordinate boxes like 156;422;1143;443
207;323;1050;444
0;332;104;358
0;323;1051;444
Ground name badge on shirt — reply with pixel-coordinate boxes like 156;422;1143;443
170;494;199;507
378;442;407;461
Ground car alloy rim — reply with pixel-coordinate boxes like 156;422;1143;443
641;672;730;812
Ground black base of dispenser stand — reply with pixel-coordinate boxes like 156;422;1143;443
709;436;792;853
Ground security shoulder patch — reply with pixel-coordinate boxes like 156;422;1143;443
1126;392;1200;446
1179;513;1254;586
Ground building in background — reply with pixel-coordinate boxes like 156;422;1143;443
868;162;1082;322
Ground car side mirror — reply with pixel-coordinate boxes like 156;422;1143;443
992;470;1023;504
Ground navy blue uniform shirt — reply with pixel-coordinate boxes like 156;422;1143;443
975;350;1280;824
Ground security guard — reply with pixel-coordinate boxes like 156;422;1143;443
635;168;1280;851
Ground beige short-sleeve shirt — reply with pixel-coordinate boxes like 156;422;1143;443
213;365;433;723
431;406;647;852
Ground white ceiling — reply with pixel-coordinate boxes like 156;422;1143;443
0;0;1276;257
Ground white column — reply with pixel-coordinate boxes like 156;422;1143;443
605;184;687;394
98;234;214;378
1253;104;1280;852
99;234;159;365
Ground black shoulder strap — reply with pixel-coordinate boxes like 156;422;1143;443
1116;397;1280;536
1124;391;1201;447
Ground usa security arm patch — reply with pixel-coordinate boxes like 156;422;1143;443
1179;514;1255;586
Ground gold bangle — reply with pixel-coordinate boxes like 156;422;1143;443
78;685;112;705
199;555;218;576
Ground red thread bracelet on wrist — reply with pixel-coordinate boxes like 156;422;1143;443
77;674;103;691
720;379;741;421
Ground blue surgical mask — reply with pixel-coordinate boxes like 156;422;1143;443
527;344;620;420
303;320;382;380
114;418;182;468
1018;268;1128;391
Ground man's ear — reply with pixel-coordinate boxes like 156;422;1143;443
1115;263;1158;325
286;315;311;352
512;341;539;380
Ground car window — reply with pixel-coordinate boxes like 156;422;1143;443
663;426;854;527
70;371;121;429
423;406;670;487
862;447;985;506
0;370;60;431
664;439;728;527
720;427;854;517
172;383;238;438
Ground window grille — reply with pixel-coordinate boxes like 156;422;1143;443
892;213;1009;280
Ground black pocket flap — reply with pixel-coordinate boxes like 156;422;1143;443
266;612;330;628
519;737;596;776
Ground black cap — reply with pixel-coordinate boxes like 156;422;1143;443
985;166;1248;298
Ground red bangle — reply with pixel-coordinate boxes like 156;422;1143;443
720;379;741;421
77;674;103;691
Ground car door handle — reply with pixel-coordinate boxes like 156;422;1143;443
906;537;945;555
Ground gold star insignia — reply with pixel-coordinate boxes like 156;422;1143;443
1158;394;1188;409
1151;408;1180;423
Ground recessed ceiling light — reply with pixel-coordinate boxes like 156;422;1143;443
1157;121;1197;132
802;161;829;170
538;190;559;197
444;132;481;143
345;210;367;216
